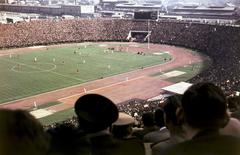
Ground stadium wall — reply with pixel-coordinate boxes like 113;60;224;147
0;19;239;92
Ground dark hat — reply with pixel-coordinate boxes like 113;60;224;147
74;94;119;133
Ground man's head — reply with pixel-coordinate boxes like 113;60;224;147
163;95;182;128
154;108;165;128
111;112;135;138
0;109;49;155
181;82;229;130
142;112;155;127
74;94;119;133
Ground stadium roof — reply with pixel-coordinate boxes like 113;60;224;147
174;6;236;11
116;3;162;8
162;82;192;95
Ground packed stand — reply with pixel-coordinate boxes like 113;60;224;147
1;82;240;155
0;19;240;93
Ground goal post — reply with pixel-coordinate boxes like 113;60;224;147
126;30;151;43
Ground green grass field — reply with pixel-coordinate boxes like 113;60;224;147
39;108;75;125
0;43;171;104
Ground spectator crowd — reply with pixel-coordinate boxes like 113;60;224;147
0;82;240;155
0;19;239;94
0;19;240;155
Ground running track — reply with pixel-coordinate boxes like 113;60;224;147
0;43;204;112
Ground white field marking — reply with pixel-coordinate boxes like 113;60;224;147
153;51;169;55
163;70;186;78
28;46;46;49
78;42;92;46
58;76;145;101
3;58;84;82
11;63;57;73
30;109;54;119
99;44;107;47
0;56;176;106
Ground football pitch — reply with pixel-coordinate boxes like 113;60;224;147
0;43;171;104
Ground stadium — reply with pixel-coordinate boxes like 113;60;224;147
0;19;239;120
0;11;240;155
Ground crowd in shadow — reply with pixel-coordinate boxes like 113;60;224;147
0;82;240;155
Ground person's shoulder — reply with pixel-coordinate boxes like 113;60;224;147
143;128;170;143
194;133;240;144
109;138;145;155
160;135;240;155
152;140;172;155
153;138;193;155
145;127;169;136
151;135;185;155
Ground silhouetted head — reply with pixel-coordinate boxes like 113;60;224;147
182;82;229;130
142;112;155;127
0;109;49;155
163;95;182;127
74;94;119;133
111;112;135;139
154;108;165;128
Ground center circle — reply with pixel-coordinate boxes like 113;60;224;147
11;63;57;73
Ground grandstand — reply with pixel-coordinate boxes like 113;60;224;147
0;7;240;155
0;18;239;109
0;18;238;125
0;19;239;89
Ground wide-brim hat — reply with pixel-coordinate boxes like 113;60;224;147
113;112;135;126
74;94;119;132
